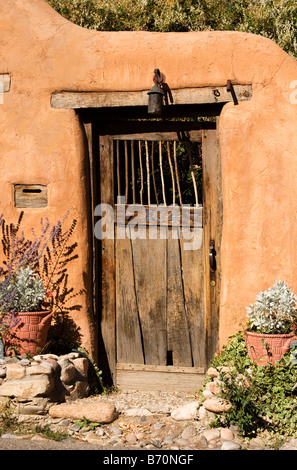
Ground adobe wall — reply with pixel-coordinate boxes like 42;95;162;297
1;0;297;356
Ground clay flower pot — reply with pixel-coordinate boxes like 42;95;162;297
3;310;52;356
245;330;297;366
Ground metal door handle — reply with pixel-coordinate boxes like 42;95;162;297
209;240;216;272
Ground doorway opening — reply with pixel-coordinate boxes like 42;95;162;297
80;104;222;391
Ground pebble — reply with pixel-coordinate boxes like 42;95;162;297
125;408;152;416
163;437;174;445
203;429;221;442
125;432;137;445
69;424;81;432
181;425;195;440
170;401;199;420
109;426;122;436
221;440;242;450
220;427;234;441
280;438;297;450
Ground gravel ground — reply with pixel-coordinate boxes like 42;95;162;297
0;389;290;453
0;390;197;451
81;389;195;413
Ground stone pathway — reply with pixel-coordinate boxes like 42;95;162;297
0;356;295;451
3;389;286;451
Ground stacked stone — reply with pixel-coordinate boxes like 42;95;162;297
201;366;232;415
0;352;90;409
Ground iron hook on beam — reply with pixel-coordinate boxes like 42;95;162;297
227;80;238;105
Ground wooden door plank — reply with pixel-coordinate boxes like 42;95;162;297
116;363;205;391
131;226;167;365
180;229;206;367
99;136;116;382
166;234;192;366
115;233;144;364
117;363;205;373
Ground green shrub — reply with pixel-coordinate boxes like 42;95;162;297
47;0;297;59
208;332;297;437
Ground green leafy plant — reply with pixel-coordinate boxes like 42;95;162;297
208;332;297;437
76;346;104;394
246;281;297;334
74;416;100;430
33;424;68;441
0;402;19;435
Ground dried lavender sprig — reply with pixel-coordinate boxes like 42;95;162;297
2;212;70;275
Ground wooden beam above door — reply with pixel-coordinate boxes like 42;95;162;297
51;84;252;109
91;119;216;135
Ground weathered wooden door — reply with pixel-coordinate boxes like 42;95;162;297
98;128;221;391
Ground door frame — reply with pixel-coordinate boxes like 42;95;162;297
91;119;222;389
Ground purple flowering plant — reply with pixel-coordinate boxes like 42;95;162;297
0;211;79;339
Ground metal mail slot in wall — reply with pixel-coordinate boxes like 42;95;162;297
14;184;48;208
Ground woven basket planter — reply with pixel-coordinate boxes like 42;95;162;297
3;310;52;356
245;330;297;366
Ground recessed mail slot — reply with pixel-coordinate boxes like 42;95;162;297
14;184;48;208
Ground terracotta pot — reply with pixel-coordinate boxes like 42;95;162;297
245;330;297;366
3;310;52;356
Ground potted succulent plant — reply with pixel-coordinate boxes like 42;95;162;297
0;266;52;355
245;280;297;365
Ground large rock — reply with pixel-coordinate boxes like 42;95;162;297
205;380;222;395
72;358;88;378
25;363;54;376
66;381;90;401
171;401;199;421
206;367;219;378
60;364;77;385
6;363;26;380
0;376;54;399
49;401;118;424
203;398;231;413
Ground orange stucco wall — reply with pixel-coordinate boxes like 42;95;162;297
1;0;297;358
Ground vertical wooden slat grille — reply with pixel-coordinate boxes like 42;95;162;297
113;138;202;207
